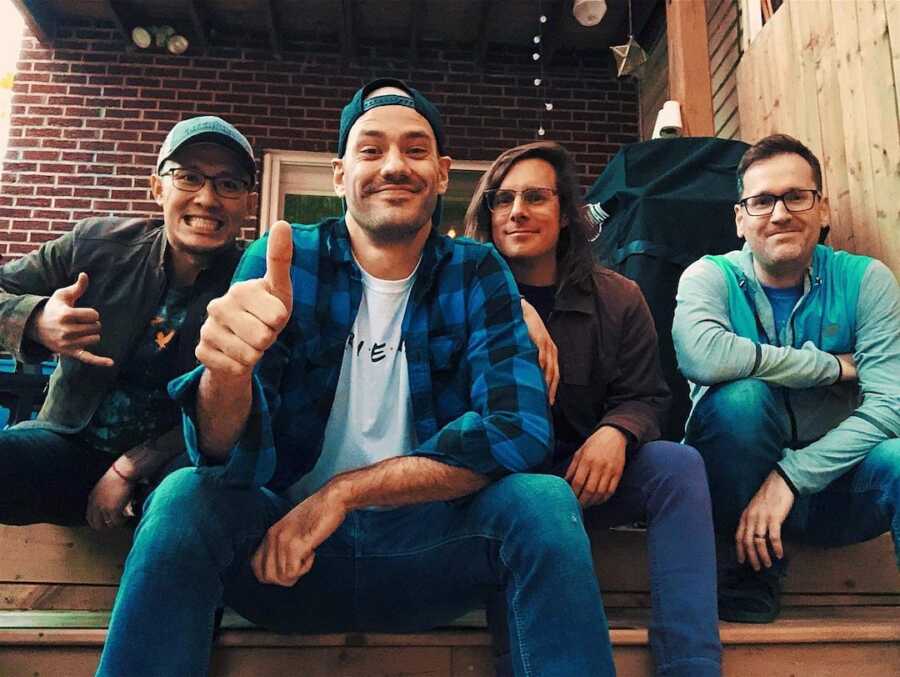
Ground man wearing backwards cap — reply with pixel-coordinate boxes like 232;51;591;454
98;79;612;676
0;116;257;531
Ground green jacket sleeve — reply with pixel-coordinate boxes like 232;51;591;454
778;261;900;493
673;258;840;388
0;230;76;362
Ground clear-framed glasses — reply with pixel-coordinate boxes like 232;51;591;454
484;187;558;213
159;168;251;199
738;189;819;216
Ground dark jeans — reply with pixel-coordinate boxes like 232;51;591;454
97;468;614;677
0;427;113;525
686;378;900;565
0;426;188;526
490;441;722;677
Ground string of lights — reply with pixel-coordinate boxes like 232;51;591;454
533;5;549;137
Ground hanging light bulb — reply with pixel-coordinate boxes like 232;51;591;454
538;126;546;136
532;52;540;61
573;0;607;27
534;78;542;86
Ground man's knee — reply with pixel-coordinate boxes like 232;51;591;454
132;467;270;578
867;439;900;493
640;441;706;477
489;474;589;554
637;441;711;504
693;379;779;437
143;467;220;520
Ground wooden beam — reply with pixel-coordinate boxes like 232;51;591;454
665;0;714;135
408;0;423;67
262;0;283;60
339;0;356;63
186;0;209;51
475;0;493;67
10;0;57;44
103;0;133;45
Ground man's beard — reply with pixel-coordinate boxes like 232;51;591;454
355;217;429;244
350;191;437;244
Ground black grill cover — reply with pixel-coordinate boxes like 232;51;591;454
587;137;749;440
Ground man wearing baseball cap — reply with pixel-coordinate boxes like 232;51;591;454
98;80;612;676
0;115;257;531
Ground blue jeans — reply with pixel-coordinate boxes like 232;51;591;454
491;441;721;677
0;427;113;525
686;378;900;565
97;468;613;676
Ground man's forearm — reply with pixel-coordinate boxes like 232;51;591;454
674;262;839;388
324;456;490;511
116;427;185;480
196;369;253;462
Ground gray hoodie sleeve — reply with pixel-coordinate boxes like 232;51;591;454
673;258;840;388
778;261;900;494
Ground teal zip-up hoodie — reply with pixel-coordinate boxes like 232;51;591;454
673;243;900;495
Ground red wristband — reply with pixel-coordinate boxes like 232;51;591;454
111;460;135;483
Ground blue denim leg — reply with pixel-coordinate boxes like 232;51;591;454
0;427;111;525
96;466;294;676
349;474;613;677
686;379;898;571
788;438;900;565
98;471;611;677
590;441;721;677
685;378;789;535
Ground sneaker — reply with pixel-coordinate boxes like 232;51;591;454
718;565;784;623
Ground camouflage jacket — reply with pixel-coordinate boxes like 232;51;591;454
0;217;242;433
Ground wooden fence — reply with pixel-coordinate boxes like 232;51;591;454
737;0;900;277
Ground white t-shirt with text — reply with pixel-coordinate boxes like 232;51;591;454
286;260;419;503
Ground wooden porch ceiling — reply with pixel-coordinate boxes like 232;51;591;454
11;0;659;64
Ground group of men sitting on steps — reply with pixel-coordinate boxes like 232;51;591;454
0;78;897;677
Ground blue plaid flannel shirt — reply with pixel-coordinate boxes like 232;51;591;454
170;218;552;490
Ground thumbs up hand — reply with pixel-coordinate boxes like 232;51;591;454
196;221;294;380
25;272;114;367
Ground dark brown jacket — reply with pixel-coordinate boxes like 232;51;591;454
549;266;670;458
0;217;242;433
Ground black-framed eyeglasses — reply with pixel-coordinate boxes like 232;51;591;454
484;187;558;213
738;189;820;216
159;168;251;199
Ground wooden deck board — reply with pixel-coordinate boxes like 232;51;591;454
2;608;898;677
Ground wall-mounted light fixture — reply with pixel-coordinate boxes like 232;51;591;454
573;0;607;27
131;25;190;54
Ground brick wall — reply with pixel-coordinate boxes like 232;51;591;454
0;19;638;260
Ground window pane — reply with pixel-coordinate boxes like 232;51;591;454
283;194;343;224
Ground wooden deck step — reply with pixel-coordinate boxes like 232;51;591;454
0;607;898;676
2;525;897;611
0;525;896;674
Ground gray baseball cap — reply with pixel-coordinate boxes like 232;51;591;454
156;115;256;185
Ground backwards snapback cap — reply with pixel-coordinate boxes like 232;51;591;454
338;78;446;158
337;78;447;225
156;115;256;185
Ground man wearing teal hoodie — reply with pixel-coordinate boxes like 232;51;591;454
673;134;900;623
